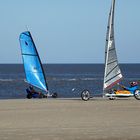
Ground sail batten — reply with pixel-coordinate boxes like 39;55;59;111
19;31;48;92
104;77;122;89
103;0;123;91
105;73;122;84
106;64;119;76
107;59;117;65
22;54;38;56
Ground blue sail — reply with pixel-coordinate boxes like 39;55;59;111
19;31;48;92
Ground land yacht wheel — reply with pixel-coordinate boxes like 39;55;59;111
81;90;90;101
26;93;32;99
52;92;58;98
134;90;140;100
109;97;115;100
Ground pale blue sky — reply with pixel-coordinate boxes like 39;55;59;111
0;0;140;63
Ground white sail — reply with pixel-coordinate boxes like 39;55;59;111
103;0;122;91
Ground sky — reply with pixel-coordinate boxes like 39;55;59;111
0;0;140;64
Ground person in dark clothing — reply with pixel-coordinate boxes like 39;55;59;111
26;86;45;99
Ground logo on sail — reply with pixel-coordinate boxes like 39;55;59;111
25;41;28;46
33;67;37;72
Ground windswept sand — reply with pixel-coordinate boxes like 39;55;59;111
0;98;140;140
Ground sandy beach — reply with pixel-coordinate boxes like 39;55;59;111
0;98;140;140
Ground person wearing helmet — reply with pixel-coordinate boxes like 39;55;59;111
26;86;44;98
120;82;138;94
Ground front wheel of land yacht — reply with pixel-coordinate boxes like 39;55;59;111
109;97;115;100
134;90;140;100
26;93;32;99
52;92;58;98
81;90;90;101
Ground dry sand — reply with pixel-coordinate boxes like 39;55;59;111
0;98;140;140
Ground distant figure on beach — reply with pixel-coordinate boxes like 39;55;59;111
120;82;138;94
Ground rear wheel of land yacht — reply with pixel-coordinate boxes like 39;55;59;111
134;89;140;100
81;90;90;101
52;92;58;98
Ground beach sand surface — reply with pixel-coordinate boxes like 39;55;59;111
0;98;140;140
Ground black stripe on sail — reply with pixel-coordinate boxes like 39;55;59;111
22;32;30;37
109;47;115;51
22;53;37;56
105;72;121;84
106;64;118;77
107;59;117;65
